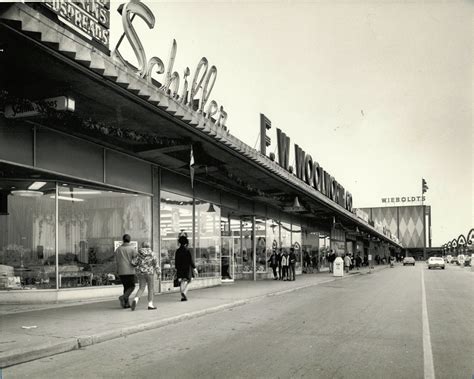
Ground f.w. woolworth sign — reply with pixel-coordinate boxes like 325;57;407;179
260;114;353;212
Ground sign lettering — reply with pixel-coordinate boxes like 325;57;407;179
42;0;110;48
113;1;227;127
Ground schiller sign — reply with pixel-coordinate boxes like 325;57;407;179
260;120;353;212
112;1;227;127
382;196;426;204
42;0;110;48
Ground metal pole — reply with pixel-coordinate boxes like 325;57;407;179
422;183;426;260
55;182;59;292
252;216;256;281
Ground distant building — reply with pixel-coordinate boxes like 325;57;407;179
357;205;431;258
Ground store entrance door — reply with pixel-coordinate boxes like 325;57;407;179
221;235;234;282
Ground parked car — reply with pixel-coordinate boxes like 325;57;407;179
402;257;416;266
446;255;453;263
427;257;445;270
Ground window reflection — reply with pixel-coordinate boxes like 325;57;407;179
160;191;193;281
195;200;220;278
57;186;151;288
0;186;56;289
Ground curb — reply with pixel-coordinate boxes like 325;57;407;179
0;271;374;368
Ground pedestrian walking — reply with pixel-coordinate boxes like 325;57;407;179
289;248;297;281
281;250;289;281
175;233;198;301
303;250;311;273
344;254;351;273
115;234;137;309
130;242;160;311
355;254;362;270
268;250;279;280
277;248;283;280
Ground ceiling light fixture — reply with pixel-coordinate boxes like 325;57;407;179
28;181;47;190
11;190;44;197
50;195;85;202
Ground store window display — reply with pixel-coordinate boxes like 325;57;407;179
57;185;152;288
0;181;152;290
160;191;193;281
0;181;56;290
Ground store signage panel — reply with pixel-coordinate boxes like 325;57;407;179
382;196;426;204
261;117;353;212
4;96;75;119
112;1;227;128
41;0;110;49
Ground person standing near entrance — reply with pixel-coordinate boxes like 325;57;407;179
130;242;160;311
281;250;289;281
277;248;283;280
175;234;198;301
328;250;336;273
268;250;279;280
115;234;137;309
288;248;297;281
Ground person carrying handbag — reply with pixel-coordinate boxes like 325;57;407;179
130;242;161;311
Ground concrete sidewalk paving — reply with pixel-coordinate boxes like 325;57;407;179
0;266;386;368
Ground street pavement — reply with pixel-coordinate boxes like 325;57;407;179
0;266;359;368
2;263;473;379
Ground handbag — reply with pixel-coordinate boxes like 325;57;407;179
173;277;180;287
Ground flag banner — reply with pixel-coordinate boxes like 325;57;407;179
422;178;428;194
190;145;195;188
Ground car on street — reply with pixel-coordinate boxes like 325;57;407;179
427;257;445;270
402;257;415;266
446;255;453;263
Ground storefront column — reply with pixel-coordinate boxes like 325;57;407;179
54;182;59;290
152;167;160;293
252;215;256;281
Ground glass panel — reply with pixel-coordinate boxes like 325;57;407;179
0;181;56;290
160;191;193;281
280;221;292;251
291;223;302;271
319;235;330;269
57;185;152;288
241;218;253;273
230;218;242;276
302;229;319;273
195;200;220;278
255;218;266;272
266;218;280;269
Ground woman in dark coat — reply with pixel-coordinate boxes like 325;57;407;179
175;234;197;301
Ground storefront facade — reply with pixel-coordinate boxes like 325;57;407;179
0;1;401;303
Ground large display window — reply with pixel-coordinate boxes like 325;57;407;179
0;180;152;290
57;185;152;288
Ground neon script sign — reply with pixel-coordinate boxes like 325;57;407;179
113;1;227;127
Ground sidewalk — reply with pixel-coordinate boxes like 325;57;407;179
0;265;386;368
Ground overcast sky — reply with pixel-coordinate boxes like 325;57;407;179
109;0;472;246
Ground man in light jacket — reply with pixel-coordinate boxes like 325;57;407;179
115;234;137;309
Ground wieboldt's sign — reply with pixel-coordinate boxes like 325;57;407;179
260;115;353;212
112;1;227;128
